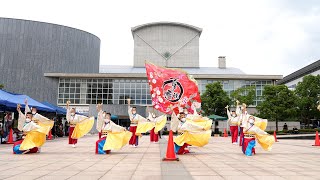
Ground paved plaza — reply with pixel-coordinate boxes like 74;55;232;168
0;135;319;180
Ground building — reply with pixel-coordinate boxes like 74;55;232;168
276;59;320;89
0;19;282;121
0;18;100;105
45;22;282;117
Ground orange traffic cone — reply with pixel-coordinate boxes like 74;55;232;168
223;128;228;137
162;130;179;161
312;131;320;146
273;131;279;142
7;129;14;144
47;130;52;140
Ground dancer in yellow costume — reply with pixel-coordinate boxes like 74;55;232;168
66;101;94;148
13;102;53;154
242;115;275;156
95;103;132;154
171;111;212;155
135;112;167;142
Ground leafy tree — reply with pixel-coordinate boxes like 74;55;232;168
201;82;231;116
257;85;297;131
295;75;320;127
0;84;3;89
230;86;256;106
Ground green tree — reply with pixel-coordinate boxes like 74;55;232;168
201;82;231;116
257;85;297;131
295;75;320;127
230;86;256;106
0;84;3;89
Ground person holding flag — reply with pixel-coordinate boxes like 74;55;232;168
145;62;211;155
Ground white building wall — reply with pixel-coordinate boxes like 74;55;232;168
133;24;200;67
285;69;320;89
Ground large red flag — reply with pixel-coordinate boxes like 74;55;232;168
145;62;201;114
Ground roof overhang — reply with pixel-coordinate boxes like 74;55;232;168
131;22;203;37
44;73;282;80
277;59;320;84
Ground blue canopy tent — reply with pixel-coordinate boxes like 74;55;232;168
41;101;67;115
0;89;55;144
0;89;55;112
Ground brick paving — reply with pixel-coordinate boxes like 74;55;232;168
0;135;319;180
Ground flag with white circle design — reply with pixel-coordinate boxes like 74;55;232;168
145;62;201;114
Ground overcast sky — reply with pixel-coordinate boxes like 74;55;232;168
1;0;320;76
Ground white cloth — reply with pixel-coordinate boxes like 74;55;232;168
227;109;240;126
128;106;147;126
244;123;267;135
17;111;40;132
103;121;125;133
66;107;88;124
22;121;40;132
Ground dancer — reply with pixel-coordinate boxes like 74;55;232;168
171;111;212;154
238;101;248;146
13;104;53;154
95;103;132;154
135;112;167;143
127;98;146;147
226;104;240;144
242;115;275;156
66;100;94;148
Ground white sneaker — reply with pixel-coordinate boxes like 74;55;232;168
37;148;41;153
72;144;76;148
133;145;137;148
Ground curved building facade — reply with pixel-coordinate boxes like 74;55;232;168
132;22;202;68
0;18;100;104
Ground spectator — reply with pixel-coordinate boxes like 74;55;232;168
283;123;288;132
64;120;69;136
293;126;299;134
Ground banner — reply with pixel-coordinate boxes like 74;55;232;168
145;62;201;114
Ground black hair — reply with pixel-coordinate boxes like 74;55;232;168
132;107;137;109
231;111;236;113
103;111;107;113
179;112;185;115
26;112;33;115
106;113;111;116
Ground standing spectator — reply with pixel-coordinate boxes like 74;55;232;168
64;120;70;136
4;112;13;141
283;123;288;132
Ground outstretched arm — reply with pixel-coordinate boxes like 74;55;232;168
17;104;26;131
225;105;231;119
96;104;104;132
127;98;133;120
66;100;71;122
235;100;241;116
34;113;52;122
